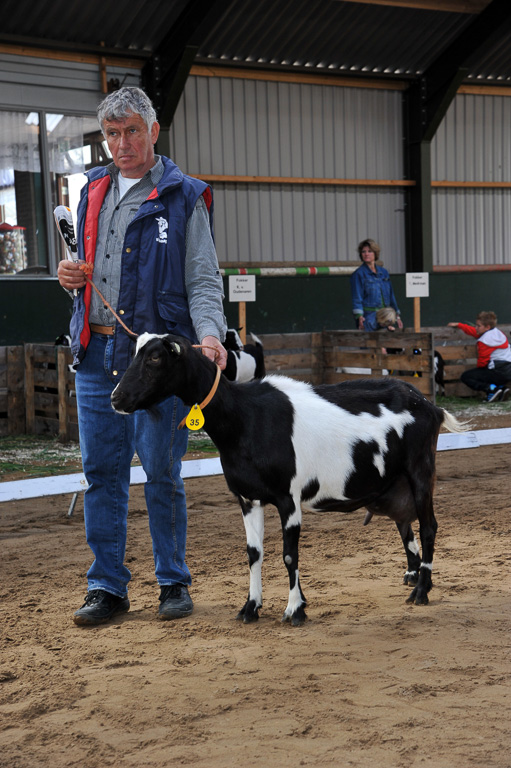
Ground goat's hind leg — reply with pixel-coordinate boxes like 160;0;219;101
366;476;421;589
405;478;438;605
236;498;264;623
396;521;421;587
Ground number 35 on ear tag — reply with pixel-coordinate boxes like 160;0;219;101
185;404;205;430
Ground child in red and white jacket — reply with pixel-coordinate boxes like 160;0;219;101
448;311;511;402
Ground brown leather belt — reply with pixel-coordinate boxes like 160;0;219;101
90;323;115;336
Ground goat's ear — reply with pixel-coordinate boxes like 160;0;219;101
163;338;181;356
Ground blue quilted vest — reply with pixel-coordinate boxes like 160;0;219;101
69;157;212;377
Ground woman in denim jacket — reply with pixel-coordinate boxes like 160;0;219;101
350;238;403;331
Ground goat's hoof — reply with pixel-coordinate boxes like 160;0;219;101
414;593;429;606
236;599;260;623
235;610;259;622
281;606;307;626
403;571;418;586
406;587;429;605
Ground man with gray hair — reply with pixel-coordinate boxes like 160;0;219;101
58;86;227;626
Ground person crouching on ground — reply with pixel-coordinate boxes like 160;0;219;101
448;311;511;402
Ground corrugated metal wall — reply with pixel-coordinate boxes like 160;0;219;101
210;183;406;266
169;75;407;271
432;92;511;268
3;54;509;274
0;52;140;112
432;189;511;268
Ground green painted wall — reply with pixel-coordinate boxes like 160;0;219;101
0;280;75;346
223;272;511;334
1;272;510;346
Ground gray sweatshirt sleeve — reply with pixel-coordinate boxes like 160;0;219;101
185;195;227;343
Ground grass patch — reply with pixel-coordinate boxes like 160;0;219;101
187;431;217;453
436;395;481;411
0;434;83;481
0;430;218;482
436;394;511;413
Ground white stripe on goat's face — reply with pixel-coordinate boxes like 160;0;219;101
111;334;171;411
135;332;169;355
266;375;415;509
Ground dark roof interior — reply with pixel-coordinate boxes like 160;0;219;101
2;0;511;84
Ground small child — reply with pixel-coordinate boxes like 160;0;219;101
448;311;511;402
376;307;398;331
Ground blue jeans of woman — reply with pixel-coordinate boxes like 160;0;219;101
75;333;190;597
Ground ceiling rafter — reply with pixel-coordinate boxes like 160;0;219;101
419;0;511;140
337;0;490;13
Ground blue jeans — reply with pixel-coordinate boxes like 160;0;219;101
75;333;190;597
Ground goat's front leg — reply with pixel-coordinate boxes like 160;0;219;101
279;495;307;626
236;498;264;623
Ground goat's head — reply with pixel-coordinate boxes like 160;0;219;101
224;328;244;351
111;332;188;414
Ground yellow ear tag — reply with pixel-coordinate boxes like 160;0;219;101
185;404;205;431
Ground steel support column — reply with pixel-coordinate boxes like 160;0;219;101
403;0;511;272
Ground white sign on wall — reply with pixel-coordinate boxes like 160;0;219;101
229;274;256;302
405;272;429;298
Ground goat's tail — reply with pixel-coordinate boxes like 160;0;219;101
441;409;471;433
249;332;263;347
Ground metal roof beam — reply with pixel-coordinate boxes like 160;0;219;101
0;32;151;60
403;0;511;273
144;0;234;131
151;0;234;89
420;0;511;140
338;0;490;12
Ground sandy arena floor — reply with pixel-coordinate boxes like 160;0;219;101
1;410;510;768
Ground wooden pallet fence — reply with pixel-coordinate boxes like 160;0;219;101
258;331;435;399
258;332;324;384
24;343;78;442
321;330;435;399
4;325;508;442
0;346;25;436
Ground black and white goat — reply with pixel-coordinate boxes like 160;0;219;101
434;350;446;396
111;333;466;626
222;328;265;382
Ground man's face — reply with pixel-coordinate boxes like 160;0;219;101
103;113;160;178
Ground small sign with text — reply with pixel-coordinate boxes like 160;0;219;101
229;274;256;302
406;272;429;298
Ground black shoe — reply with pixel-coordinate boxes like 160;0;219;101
158;584;193;620
73;589;130;626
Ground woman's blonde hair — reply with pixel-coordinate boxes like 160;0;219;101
357;238;381;262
